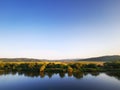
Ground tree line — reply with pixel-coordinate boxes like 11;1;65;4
0;61;120;73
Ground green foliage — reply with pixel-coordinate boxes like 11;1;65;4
0;63;42;72
104;61;120;71
68;66;73;73
40;64;46;72
0;61;120;73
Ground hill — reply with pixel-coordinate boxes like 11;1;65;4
0;58;48;62
79;55;120;62
0;55;120;62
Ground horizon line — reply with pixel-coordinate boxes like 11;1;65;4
0;54;119;60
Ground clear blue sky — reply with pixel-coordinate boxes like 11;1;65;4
0;0;120;59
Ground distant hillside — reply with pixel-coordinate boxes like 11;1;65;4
0;58;48;62
0;55;120;62
79;55;120;62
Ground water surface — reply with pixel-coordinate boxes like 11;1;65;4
0;72;120;90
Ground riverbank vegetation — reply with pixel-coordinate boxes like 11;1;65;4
0;60;119;73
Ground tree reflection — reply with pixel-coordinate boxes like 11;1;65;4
40;71;45;78
59;72;65;78
73;72;83;79
84;72;100;77
1;71;120;80
0;71;87;79
105;71;120;80
68;72;73;77
46;72;54;78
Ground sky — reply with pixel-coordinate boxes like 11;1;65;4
0;0;120;59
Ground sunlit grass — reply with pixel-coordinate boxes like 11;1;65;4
0;61;104;65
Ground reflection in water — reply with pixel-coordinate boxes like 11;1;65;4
84;72;100;76
1;70;120;80
68;72;72;77
40;72;45;78
73;72;83;79
0;71;120;90
106;72;120;80
59;72;65;78
46;72;53;78
0;70;84;79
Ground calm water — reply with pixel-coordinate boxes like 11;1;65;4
0;72;120;90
